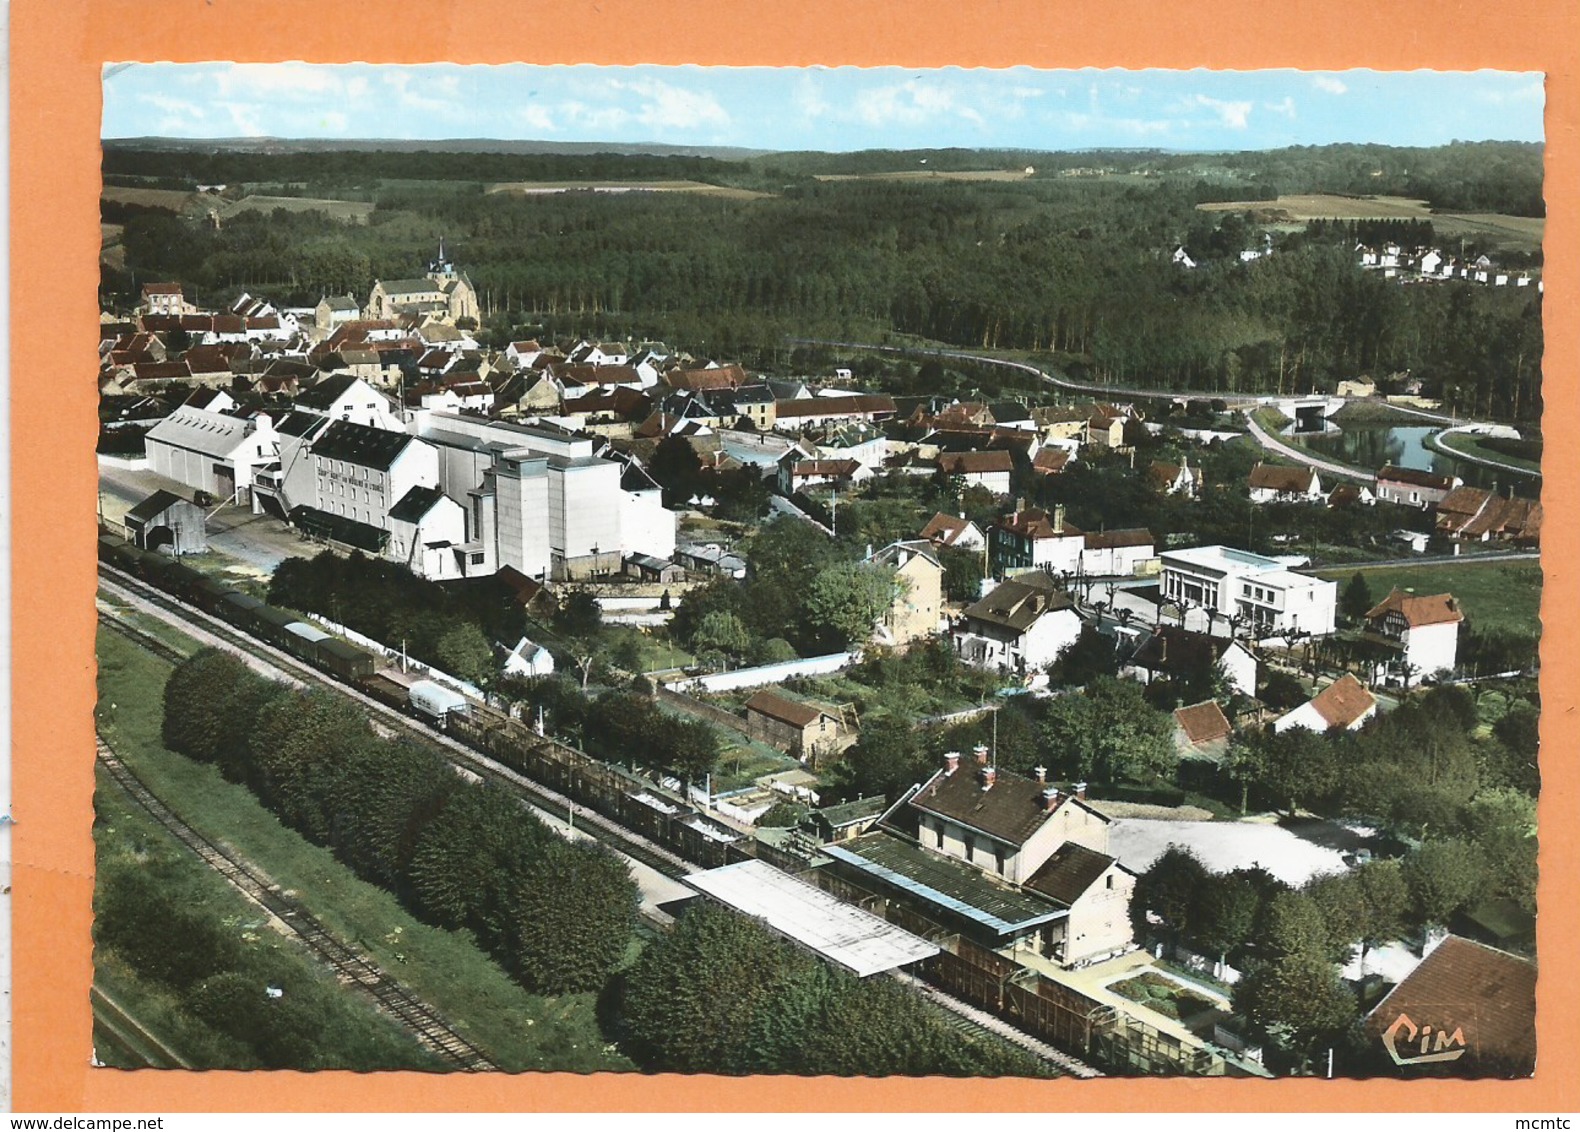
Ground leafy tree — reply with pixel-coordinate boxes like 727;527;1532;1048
1132;846;1209;944
1340;572;1374;623
1260;890;1343;964
650;435;705;507
553;589;603;638
249;689;377;843
1046;625;1119;687
937;544;985;603
1404;838;1487;927
507;839;640;994
802;561;899;650
1193;872;1262;969
325;739;458;895
408;782;552;946
1232;954;1359;1067
434;622;495;684
1459;787;1537;912
1244;726;1340;814
1039;677;1176;784
692;610;755;665
161;650;283;783
1259;670;1307;711
832;714;931;803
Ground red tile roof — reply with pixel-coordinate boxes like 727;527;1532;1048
745;690;828;730
1309;674;1377;729
1378;464;1459;490
1365;936;1535;1076
1249;462;1319;494
919;512;975;546
1174;700;1232;745
1365;589;1464;628
939;450;1014;476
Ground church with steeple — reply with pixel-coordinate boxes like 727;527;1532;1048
363;239;480;325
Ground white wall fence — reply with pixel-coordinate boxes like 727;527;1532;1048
303;612;485;700
665;651;859;694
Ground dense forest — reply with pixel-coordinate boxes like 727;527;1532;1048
103;141;1544;420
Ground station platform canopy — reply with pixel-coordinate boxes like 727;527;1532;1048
682;859;939;978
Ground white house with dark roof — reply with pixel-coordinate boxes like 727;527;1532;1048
952;571;1081;674
919;511;987;552
1375;464;1461;508
294;373;403;431
386;485;468;580
303;419;440;536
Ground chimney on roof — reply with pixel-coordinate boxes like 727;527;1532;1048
1054;504;1066;534
973;743;990;766
980;765;997;791
1042;786;1061;812
944;751;960;776
1074;782;1088;800
1034;765;1047;784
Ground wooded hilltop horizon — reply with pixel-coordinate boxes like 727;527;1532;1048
103;139;1543;420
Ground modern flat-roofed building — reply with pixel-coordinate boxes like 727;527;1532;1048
1160;545;1337;636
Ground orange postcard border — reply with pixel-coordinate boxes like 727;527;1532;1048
11;0;1578;1113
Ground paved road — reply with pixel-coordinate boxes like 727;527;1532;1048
1242;410;1375;482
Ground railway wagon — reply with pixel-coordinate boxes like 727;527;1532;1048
220;591;268;635
186;573;240;617
317;637;378;682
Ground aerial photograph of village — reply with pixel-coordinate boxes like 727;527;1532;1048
91;64;1542;1080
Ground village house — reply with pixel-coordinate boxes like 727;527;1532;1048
919;511;987;552
1273;673;1378;734
777;455;871;495
1172;700;1233;762
314;294;361;335
937;449;1015;494
1363;936;1535;1078
1375;465;1461;509
952;571;1081;675
1434;486;1542;544
1248;462;1324;503
1125;625;1258;699
990;503;1084;577
1079;529;1156;577
1030;445;1074;477
743;690;854;764
139;282;191;316
1364;589;1464;682
772;393;896;430
385;484;469;580
866;540;945;648
1147;457;1200;498
294;373;404;431
1160;545;1338;637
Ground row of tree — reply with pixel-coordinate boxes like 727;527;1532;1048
161;650;640;995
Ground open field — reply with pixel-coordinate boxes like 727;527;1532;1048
101;186;199;212
95;630;635;1073
485;179;770;199
1196;193;1544;251
1314;559;1543;638
218;195;376;223
813;169;1036;183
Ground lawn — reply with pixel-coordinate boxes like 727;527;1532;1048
95;631;635;1073
95;772;438;1071
1315;559;1543;638
1434;430;1543;475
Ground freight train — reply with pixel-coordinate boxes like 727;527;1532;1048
97;534;378;683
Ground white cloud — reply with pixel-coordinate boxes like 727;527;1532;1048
1264;96;1297;118
1476;76;1544;106
137;92;206;122
517;104;558;133
1312;75;1348;95
1195;95;1253;130
616;78;730;131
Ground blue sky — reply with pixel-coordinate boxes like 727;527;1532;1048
102;64;1545;151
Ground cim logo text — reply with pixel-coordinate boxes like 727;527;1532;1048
1381;1012;1469;1066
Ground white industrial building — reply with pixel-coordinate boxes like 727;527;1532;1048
1160;545;1337;637
144;406;279;505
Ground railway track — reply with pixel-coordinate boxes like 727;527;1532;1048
95;733;497;1072
97;562;1098;1075
98;564;695;881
